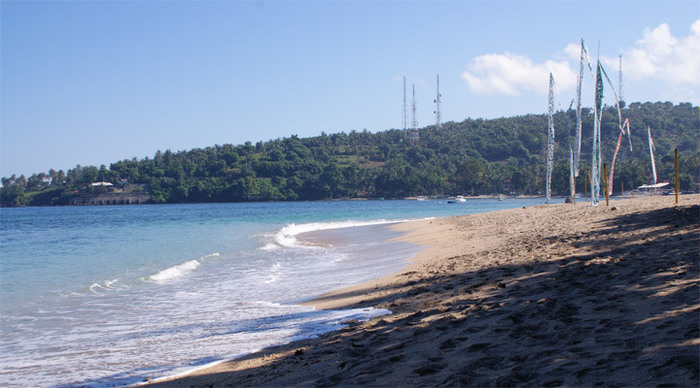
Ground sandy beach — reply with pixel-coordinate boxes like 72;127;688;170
150;195;699;387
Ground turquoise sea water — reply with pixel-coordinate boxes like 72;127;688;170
0;198;561;387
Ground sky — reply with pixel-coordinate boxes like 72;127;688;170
1;0;699;178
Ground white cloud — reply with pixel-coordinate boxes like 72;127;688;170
564;42;582;61
462;19;700;100
617;19;700;86
461;52;576;96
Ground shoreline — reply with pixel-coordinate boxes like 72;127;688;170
149;195;699;387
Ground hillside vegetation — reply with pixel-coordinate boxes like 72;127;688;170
2;101;698;206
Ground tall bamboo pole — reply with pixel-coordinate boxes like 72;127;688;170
603;163;609;207
675;148;679;204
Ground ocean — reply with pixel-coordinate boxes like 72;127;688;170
0;198;561;387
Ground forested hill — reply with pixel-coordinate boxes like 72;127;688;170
2;101;698;206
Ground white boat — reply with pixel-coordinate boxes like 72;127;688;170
447;196;466;204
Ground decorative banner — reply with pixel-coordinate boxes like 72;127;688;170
569;144;576;203
575;39;597;178
566;100;576;203
648;126;657;185
591;62;603;206
594;57;632;198
574;39;585;178
608;118;631;196
546;73;555;204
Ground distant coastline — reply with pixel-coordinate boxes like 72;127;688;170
2;101;697;208
3;193;554;207
1;191;683;207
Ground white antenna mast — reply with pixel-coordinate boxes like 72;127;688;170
402;76;407;130
410;84;419;145
433;74;442;129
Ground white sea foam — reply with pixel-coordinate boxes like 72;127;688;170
258;218;433;251
148;259;201;282
88;279;122;293
250;300;308;310
274;219;408;248
131;306;391;387
264;263;282;284
89;283;108;293
145;252;220;283
260;243;279;251
103;279;120;289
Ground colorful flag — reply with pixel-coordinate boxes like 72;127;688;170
648;126;657;185
546;73;555;204
608;118;630;196
574;39;585;177
591;62;603;206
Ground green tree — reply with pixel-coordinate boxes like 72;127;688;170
0;184;29;207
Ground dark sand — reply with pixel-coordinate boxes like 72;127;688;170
148;195;699;387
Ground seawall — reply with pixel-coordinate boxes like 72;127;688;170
68;192;151;206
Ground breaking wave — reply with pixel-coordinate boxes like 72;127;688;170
273;219;407;248
146;252;220;283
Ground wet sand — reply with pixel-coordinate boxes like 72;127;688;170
149;195;699;387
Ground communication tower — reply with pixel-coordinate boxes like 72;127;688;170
403;76;407;130
410;84;419;145
433;74;442;129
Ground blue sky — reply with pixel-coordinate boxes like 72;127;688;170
2;0;699;178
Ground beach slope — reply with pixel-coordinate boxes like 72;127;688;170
150;195;699;387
